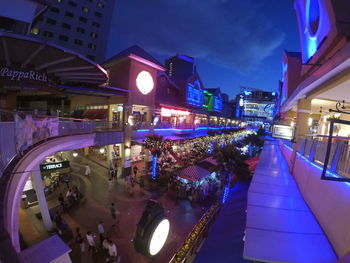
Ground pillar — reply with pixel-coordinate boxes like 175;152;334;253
295;99;311;139
83;147;89;157
32;169;53;231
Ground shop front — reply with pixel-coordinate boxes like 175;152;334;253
158;106;193;128
194;113;208;126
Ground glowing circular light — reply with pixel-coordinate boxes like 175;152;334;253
149;218;170;256
136;71;154;95
72;152;78;157
99;148;105;154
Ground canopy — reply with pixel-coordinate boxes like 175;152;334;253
246;156;260;171
178;165;210;181
197;157;218;171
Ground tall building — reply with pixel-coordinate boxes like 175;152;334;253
29;0;116;62
165;54;196;80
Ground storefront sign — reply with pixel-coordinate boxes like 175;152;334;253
272;125;294;140
161;107;190;117
40;161;70;172
0;67;48;82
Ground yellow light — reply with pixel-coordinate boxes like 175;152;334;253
308;117;313;126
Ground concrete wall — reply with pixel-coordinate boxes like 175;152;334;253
279;141;350;258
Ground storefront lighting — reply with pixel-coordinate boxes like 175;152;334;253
72;152;78;157
99;148;105;154
308;117;313;126
161;107;190;117
291;121;295;127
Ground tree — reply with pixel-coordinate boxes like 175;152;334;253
214;144;250;187
144;135;165;180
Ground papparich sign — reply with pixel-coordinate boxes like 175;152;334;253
0;67;48;82
40;161;70;172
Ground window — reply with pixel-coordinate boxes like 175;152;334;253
82;7;89;13
50;7;60;13
95;12;102;18
76;27;85;33
74;39;83;46
65;11;74;18
68;1;77;7
62;23;71;29
92;21;100;28
30;27;40;35
90;32;98;38
59;35;69;41
86;55;95;61
44;31;53;38
79;17;88;23
88;43;96;50
97;2;104;8
46;18;56;25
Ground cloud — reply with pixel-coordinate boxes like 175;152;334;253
110;0;285;70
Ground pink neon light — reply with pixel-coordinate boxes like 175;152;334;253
161;107;190;117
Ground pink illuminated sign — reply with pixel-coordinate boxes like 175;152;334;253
161;107;190;117
136;71;154;95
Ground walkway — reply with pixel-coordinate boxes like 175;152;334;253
243;140;336;263
194;181;253;263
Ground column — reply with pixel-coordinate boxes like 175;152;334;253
32;168;53;231
295;99;311;139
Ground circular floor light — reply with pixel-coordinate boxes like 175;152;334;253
149;218;170;256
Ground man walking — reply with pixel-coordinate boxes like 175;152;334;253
97;221;105;245
84;164;91;177
86;231;97;253
110;203;119;226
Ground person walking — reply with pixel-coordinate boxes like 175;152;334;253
86;231;97;253
84;164;91;177
108;177;113;191
110;203;119;226
97;221;105;245
76;232;85;252
106;239;118;262
133;166;138;179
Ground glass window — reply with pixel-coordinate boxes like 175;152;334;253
50;7;60;13
82;7;89;13
79;17;88;23
92;21;100;28
90;32;98;38
68;1;77;7
88;43;96;50
74;39;83;46
59;35;69;41
62;23;71;29
94;12;102;18
30;27;40;35
76;27;85;33
46;18;56;25
65;11;74;18
44;31;53;38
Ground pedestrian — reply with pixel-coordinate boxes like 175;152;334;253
86;231;97;253
97;221;105;245
58;193;66;212
75;232;85;252
66;188;74;206
108;177;113;191
85;164;91;177
133;166;138;179
110;203;119;226
109;167;114;178
106;239;118;262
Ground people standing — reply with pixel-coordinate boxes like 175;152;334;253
133;166;138;179
107;239;118;262
75;232;85;252
84;164;91;177
97;221;105;245
86;231;97;253
108;177;113;191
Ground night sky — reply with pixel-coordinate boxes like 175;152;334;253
107;0;300;99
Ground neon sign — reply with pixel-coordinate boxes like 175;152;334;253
136;71;154;95
161;107;190;117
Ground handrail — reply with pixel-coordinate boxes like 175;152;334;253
169;203;221;263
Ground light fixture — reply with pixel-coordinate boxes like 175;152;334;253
308;117;313;126
72;152;78;157
136;71;154;95
291;121;295;127
149;218;170;256
99;148;105;154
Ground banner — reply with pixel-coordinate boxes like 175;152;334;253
15;114;59;152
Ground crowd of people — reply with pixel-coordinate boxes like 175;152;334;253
168;176;221;202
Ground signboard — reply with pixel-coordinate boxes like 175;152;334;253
272;125;294;140
0;67;48;82
40;161;70;172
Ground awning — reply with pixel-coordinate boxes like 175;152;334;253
178;165;210;181
197;157;218;171
0;31;108;87
246;156;260;172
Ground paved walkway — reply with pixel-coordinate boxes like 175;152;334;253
243;140;336;263
194;181;253;263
